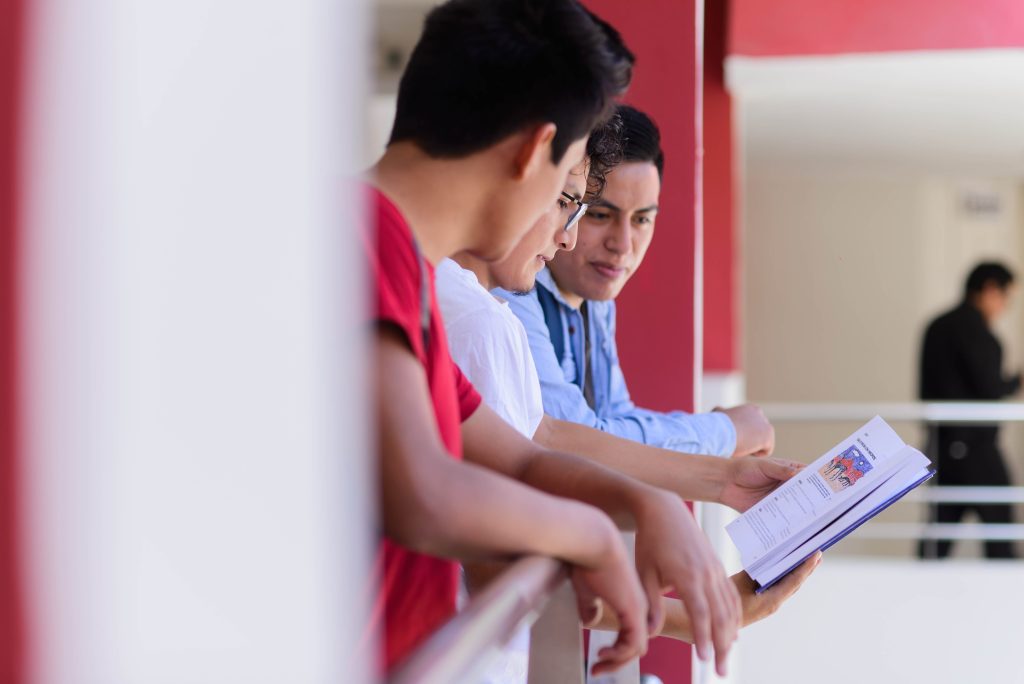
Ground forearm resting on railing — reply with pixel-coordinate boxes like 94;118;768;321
588;555;821;641
377;330;621;568
535;415;730;504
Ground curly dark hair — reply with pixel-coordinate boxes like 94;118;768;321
617;103;664;178
584;111;624;201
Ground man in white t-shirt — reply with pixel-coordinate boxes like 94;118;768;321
436;129;818;681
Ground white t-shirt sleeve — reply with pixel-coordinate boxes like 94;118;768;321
446;307;543;439
436;258;544;439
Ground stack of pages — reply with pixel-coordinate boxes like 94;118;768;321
727;416;934;592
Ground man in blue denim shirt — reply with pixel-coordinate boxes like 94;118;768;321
500;105;774;458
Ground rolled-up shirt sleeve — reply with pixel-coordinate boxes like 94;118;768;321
505;288;737;457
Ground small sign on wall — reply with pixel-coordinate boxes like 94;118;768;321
959;187;1004;219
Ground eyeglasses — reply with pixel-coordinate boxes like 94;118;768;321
561;192;588;232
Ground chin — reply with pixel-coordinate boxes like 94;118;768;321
509;276;536;294
581;281;619;302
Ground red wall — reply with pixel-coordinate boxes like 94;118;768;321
731;0;1024;56
0;0;25;681
584;0;701;681
703;0;738;373
587;0;701;416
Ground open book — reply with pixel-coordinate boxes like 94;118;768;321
727;416;934;592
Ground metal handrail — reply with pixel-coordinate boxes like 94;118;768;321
390;556;568;684
760;401;1024;423
856;487;1024;540
906;486;1024;503
855;523;1024;540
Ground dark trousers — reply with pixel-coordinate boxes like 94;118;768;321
918;426;1017;559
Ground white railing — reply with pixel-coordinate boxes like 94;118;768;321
735;402;1024;684
760;400;1024;423
390;556;568;684
761;401;1024;541
393;402;1024;683
907;486;1024;503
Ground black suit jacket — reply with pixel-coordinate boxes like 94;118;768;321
919;301;1020;456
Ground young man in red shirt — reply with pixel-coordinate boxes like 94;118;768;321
366;0;796;676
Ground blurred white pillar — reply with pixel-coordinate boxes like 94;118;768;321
696;372;745;684
22;1;371;682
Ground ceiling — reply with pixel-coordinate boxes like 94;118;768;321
727;49;1024;178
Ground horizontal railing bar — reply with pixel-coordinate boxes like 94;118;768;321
852;523;1024;540
903;487;1024;504
390;556;567;684
760;401;1024;423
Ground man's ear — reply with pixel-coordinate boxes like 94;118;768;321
512;123;557;181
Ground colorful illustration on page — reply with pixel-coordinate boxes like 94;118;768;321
818;445;873;493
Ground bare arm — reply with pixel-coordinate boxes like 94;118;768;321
534;414;802;512
463;405;659;529
378;329;617;564
375;328;648;672
461;405;743;674
591;554;821;641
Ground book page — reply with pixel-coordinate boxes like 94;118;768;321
727;416;906;568
751;447;931;587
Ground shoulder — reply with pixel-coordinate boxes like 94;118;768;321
497;286;546;322
447;301;530;382
449;300;523;349
366;187;419;296
925;306;963;336
436;260;504;329
434;263;523;354
364;188;437;362
590;298;615;320
370;189;414;259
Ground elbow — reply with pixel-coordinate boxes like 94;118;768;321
380;470;457;557
532;414;557;449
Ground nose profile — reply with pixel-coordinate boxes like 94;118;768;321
604;216;631;255
558;223;579;251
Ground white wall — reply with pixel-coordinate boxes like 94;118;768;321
23;1;371;682
737;559;1024;684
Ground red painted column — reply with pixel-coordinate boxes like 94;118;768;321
0;0;25;681
730;0;1024;56
583;2;702;408
703;0;738;373
584;1;702;681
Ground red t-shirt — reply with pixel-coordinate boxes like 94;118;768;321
364;187;482;672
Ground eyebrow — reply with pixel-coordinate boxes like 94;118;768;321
590;200;659;213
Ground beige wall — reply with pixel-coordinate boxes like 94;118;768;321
742;168;1024;556
744;172;925;402
744;171;1023;402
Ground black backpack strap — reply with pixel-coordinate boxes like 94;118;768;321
413;240;430;352
536;284;564;365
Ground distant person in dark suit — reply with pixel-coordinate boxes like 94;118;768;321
919;262;1021;559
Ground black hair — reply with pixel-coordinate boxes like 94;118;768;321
389;0;634;164
617;104;664;179
583;112;623;200
965;262;1015;298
